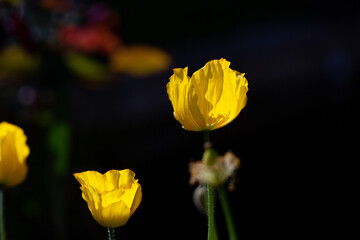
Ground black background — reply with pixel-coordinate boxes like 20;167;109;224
1;0;359;239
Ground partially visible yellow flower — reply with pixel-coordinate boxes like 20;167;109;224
110;45;171;77
0;122;30;188
74;169;142;228
167;58;248;131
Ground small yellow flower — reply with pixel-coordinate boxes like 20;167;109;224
0;122;30;188
74;169;142;228
167;58;248;131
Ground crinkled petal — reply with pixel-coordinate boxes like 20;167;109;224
191;59;248;130
101;189;125;208
74;171;110;192
115;169;136;189
167;67;206;130
80;185;132;228
96;200;131;228
119;182;142;215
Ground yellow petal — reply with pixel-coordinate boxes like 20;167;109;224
96;200;131;228
114;169;136;189
82;186;131;228
101;189;126;208
74;170;112;193
131;184;142;216
120;182;142;214
74;169;138;193
0;122;29;187
80;185;101;211
192;59;240;130
167;67;206;131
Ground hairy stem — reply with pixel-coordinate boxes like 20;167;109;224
107;228;115;240
207;183;215;240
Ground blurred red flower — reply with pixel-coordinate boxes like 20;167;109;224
58;25;121;55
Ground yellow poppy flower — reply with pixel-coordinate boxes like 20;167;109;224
167;58;248;131
0;122;30;188
74;169;142;228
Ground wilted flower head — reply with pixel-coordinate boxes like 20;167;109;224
0;122;30;188
74;169;142;228
167;58;248;131
189;151;240;187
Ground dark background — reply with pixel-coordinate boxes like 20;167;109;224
1;0;359;239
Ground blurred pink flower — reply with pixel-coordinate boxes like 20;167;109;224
85;3;119;27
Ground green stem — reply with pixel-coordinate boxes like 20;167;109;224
218;184;238;240
0;189;6;240
204;130;210;143
207;183;215;240
204;130;216;240
107;228;115;240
